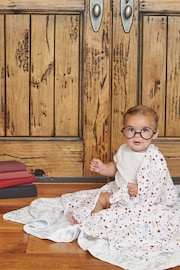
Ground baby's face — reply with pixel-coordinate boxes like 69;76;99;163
123;113;158;152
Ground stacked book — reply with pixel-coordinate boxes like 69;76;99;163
0;160;37;199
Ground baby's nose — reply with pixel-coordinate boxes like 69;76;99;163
134;131;141;137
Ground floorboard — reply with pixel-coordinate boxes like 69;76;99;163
0;183;180;270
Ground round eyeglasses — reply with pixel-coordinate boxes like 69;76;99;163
121;126;157;140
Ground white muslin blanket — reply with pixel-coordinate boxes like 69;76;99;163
3;145;180;270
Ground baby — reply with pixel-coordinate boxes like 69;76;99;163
69;104;167;224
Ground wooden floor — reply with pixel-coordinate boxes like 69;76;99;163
0;182;180;270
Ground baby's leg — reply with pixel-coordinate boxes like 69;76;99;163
68;213;78;225
68;192;112;225
91;192;112;214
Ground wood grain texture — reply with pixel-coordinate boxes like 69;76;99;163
155;140;180;177
6;14;30;136
55;15;80;136
140;0;180;12
31;15;54;136
0;15;5;136
83;0;111;175
0;0;84;11
111;0;139;156
0;141;83;177
138;3;180;178
0;0;180;179
166;17;180;136
141;16;167;135
0;2;84;176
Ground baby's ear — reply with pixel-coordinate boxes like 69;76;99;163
153;129;159;139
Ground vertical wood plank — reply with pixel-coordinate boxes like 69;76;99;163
141;16;167;135
83;1;111;175
0;15;5;136
111;0;139;155
166;17;180;136
30;15;54;136
55;15;80;136
6;15;30;136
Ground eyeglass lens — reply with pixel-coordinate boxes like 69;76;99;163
121;127;155;139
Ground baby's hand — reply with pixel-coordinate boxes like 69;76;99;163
89;158;104;173
128;183;138;197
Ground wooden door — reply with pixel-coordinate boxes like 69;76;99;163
111;0;180;177
0;1;112;177
1;1;179;179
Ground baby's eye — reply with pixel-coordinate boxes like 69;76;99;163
127;127;135;132
141;128;149;133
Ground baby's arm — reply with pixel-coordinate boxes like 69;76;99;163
90;159;117;177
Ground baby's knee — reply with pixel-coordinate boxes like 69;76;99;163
99;192;111;209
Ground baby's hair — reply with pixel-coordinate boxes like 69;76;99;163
123;105;159;129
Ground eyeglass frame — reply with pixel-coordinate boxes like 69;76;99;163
121;126;157;140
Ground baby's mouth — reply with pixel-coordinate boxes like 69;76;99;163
133;140;141;144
